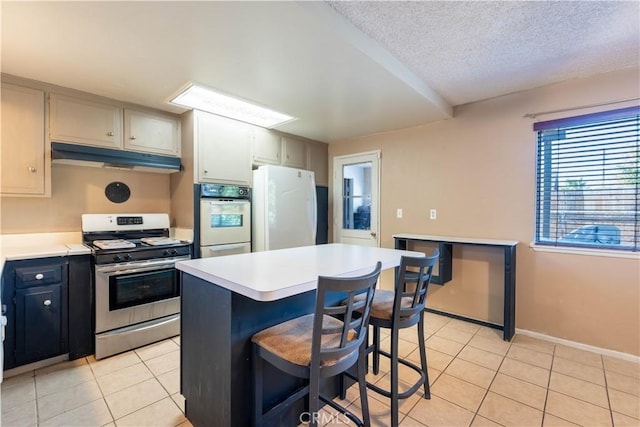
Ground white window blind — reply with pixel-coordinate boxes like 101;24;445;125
534;106;639;251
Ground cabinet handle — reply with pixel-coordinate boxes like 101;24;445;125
43;300;52;306
130;136;136;140
204;170;208;174
107;131;114;137
35;273;44;280
28;167;37;173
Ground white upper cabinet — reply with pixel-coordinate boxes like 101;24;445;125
196;112;252;185
306;142;328;187
251;128;281;166
281;136;307;169
49;93;181;156
49;93;122;149
1;83;47;196
124;109;181;156
250;127;327;184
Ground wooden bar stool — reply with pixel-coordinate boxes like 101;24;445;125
363;251;439;427
252;262;382;427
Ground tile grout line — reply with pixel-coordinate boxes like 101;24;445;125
465;324;510;427
602;353;616;427
88;355;124;426
539;342;555;426
31;369;41;426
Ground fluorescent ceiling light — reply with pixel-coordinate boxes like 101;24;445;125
169;84;295;128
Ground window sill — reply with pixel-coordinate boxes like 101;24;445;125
529;243;640;259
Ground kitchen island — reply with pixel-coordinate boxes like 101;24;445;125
176;243;423;427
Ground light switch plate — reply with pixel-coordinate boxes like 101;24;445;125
397;208;403;219
430;209;437;220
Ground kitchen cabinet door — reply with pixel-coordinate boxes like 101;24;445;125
15;283;66;365
49;93;122;149
124;109;181;156
282;136;307;169
2;257;69;369
1;83;46;196
196;112;252;185
252;127;281;166
307;141;329;186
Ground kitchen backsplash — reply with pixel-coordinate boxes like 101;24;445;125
0;164;171;234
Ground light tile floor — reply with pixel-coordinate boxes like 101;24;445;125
1;313;639;427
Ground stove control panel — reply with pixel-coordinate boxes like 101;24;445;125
117;216;144;226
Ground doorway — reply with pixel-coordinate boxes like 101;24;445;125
333;151;380;247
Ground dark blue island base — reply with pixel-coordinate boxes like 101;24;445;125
180;273;344;427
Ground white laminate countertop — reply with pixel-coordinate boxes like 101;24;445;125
393;234;519;247
176;243;425;302
0;232;92;262
0;228;193;263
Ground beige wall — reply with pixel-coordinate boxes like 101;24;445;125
170;111;195;230
1;165;170;234
329;68;640;356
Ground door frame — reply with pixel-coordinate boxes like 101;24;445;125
332;150;381;246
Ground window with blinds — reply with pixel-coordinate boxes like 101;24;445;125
534;106;639;251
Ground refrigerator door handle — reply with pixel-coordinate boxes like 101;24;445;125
311;177;318;244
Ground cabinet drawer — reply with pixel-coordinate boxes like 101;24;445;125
15;264;64;288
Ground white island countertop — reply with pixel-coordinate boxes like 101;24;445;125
176;243;424;301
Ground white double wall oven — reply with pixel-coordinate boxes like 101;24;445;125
199;184;252;258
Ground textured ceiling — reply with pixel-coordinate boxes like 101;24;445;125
1;1;638;142
327;1;640;106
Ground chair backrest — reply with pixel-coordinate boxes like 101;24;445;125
311;262;381;375
393;251;440;325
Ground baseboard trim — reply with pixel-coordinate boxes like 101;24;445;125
515;328;640;363
3;353;70;379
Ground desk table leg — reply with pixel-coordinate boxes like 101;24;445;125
503;245;516;341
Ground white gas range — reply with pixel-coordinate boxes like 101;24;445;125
82;213;192;359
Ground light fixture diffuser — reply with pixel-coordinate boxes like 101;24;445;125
169;84;295;128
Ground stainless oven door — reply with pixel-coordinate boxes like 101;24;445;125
95;257;187;334
200;199;251;246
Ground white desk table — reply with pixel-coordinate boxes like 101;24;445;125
393;234;518;341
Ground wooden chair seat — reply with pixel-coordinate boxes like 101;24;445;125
252;314;356;367
355;289;414;321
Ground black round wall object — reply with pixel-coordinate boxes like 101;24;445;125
105;181;131;203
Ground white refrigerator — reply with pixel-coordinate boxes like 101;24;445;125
252;165;317;251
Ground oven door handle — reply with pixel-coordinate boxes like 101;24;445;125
208;243;248;252
204;200;250;205
98;314;180;337
95;257;188;274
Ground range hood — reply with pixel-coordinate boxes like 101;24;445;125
51;142;181;174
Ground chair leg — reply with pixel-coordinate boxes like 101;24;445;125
372;325;380;375
252;345;263;427
357;343;370;426
417;315;430;399
309;364;320;427
390;328;399;427
339;372;347;400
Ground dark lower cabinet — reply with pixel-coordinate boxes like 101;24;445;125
68;255;93;359
15;283;66;365
3;255;93;370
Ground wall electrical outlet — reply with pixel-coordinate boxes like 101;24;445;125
396;209;403;219
430;209;437;220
